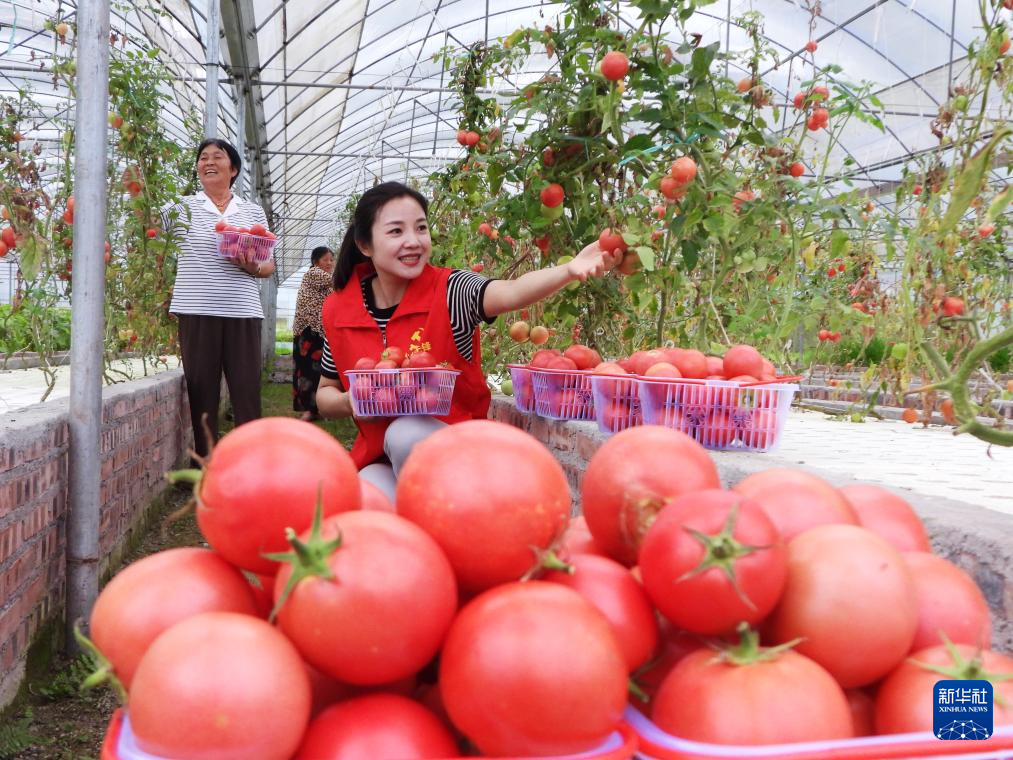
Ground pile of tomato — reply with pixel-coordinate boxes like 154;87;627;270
90;416;1009;759
213;220;277;261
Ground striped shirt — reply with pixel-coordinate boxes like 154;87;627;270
161;192;271;318
320;269;493;378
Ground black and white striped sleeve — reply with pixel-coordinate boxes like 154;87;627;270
447;269;495;360
320;336;339;380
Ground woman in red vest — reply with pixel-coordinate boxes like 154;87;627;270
316;182;620;499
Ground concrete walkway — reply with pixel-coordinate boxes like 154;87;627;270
723;409;1013;516
0;358;182;417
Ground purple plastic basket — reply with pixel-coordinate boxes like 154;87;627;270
531;368;596;421
344;368;458;417
508;364;536;414
637;377;797;452
215;231;277;263
589;373;643;434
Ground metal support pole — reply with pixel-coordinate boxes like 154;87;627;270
67;0;110;651
204;0;222;137
256;171;278;362
234;77;247;196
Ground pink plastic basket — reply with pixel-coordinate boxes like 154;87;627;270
636;377;798;452
344;368;459;417
215;231;277;263
103;708;639;759
589;373;643;434
508;364;537;414
626;706;1013;759
531;368;596;421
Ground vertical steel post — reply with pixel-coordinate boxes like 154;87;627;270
66;0;110;651
204;0;222;137
234;77;247;196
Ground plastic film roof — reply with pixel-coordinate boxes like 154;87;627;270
0;0;1006;291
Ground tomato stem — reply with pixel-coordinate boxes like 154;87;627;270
263;489;342;621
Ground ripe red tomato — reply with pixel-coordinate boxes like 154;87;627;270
979;222;996;238
581;426;720;566
542;553;659;671
673;348;709;379
249;223;267;237
0;226;15;249
659;176;684;200
629;618;704;714
598;227;628;254
639;489;787;635
722;344;764;380
540;182;565;208
558;514;607;558
440;582;628;756
196;418;361;574
789;161;805;177
941;296;965;316
670;156;697;185
847;688;875;736
837;483;930;552
456;129;468;145
129;612;311;760
464;130;480;146
294;693;458;759
903;551;991;651
736;77;754;93
805;39;818;52
214;220;227;232
89;548;258;689
875;644;1013;734
600;50;630;81
767;524;918;688
275;511;457;684
732;468;857;540
652;643;853;744
396;420;571;592
732;189;755;212
793;91;806;109
359;479;394;512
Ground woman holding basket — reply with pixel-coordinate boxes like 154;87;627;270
161;138;276;458
316;181;620;500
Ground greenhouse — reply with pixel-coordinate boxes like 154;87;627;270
0;0;1012;757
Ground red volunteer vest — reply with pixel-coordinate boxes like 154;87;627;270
321;262;491;469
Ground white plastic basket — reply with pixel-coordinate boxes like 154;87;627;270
636;377;798;452
531;368;596;421
215;231;277;263
344;368;459;417
589;373;643;434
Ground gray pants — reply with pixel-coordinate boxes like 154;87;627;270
359;416;446;503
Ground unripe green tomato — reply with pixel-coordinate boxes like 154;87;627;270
953;95;968;111
891;342;909;361
540;203;565;220
500;379;514;396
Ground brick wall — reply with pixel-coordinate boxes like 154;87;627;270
0;369;192;709
487;396;1013;652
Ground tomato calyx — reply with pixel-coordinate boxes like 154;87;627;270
264;498;342;620
910;637;1013;707
73;623;129;705
715;623;802;667
678;500;771;610
521;548;573;581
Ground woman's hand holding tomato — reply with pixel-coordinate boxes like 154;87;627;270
567;240;624;281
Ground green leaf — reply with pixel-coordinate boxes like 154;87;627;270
18;232;46;280
940;128;1012;235
690;43;719;79
681;239;700;271
986;185;1013;222
623;134;654;152
830;228;850;259
487;163;504;195
635;246;656;271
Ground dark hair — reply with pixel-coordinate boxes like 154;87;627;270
310;246;332;265
333;182;430;291
195;138;242;187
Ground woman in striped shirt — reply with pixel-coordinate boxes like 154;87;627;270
161;138;276;458
317;181;621;499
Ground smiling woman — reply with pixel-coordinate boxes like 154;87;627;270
315;181;621;500
160;138;278;460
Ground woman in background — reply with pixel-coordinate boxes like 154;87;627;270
291;245;335;421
